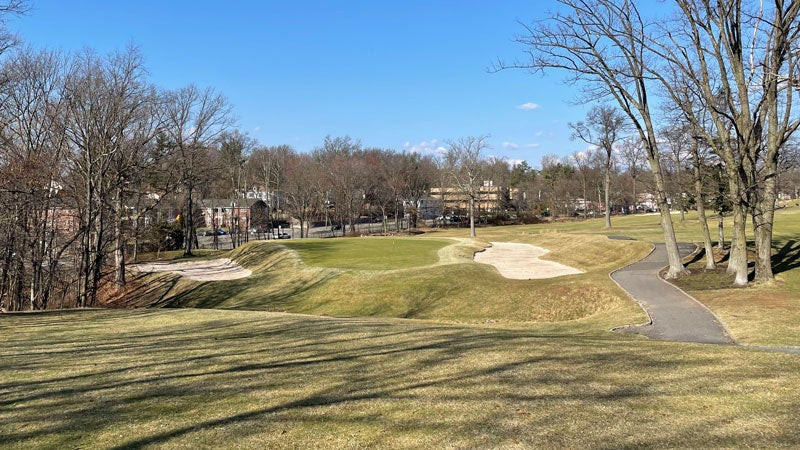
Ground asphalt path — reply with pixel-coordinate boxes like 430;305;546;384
611;242;735;345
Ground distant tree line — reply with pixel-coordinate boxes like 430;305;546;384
3;0;800;311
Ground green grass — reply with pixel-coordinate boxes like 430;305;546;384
281;237;449;270
122;234;651;327
433;207;800;347
1;308;799;448
125;206;800;346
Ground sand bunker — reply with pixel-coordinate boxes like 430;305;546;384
132;258;252;281
473;242;583;280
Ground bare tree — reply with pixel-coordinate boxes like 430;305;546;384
494;0;688;277
446;136;489;237
0;48;69;310
663;125;716;269
618;137;646;213
62;49;157;303
571;149;593;217
161;85;232;256
645;0;800;284
314;136;366;235
218;130;256;247
570;105;626;227
283;152;320;238
248;144;290;238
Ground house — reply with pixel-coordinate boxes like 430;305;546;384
199;198;270;232
429;181;518;216
636;193;659;212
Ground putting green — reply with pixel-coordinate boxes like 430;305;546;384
281;237;450;270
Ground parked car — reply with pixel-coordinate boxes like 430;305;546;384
276;232;291;239
216;229;227;235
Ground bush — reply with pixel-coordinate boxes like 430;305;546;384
139;222;185;252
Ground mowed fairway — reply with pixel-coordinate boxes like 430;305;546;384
282;238;449;270
1;309;799;448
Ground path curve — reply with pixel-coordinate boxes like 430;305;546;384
611;243;734;345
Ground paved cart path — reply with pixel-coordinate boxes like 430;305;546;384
612;243;734;345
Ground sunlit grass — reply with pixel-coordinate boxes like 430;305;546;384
124;234;650;327
1;309;798;448
433;207;800;347
281;237;450;270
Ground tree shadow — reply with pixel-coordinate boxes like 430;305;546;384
772;240;800;275
1;310;798;448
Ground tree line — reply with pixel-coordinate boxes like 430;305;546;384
495;0;800;284
3;0;800;311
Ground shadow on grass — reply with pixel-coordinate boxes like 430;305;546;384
1;310;799;448
773;240;800;275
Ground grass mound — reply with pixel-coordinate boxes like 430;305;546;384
122;234;650;326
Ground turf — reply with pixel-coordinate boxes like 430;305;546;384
123;205;800;346
122;234;651;327
433;206;800;347
1;308;798;448
281;237;449;270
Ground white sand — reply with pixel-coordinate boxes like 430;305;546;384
131;258;252;281
473;242;583;280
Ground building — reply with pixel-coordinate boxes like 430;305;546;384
429;181;518;216
199;198;270;232
636;193;659;212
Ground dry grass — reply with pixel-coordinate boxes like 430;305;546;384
436;207;800;347
121;234;650;327
1;308;798;448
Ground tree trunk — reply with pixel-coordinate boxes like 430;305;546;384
603;161;612;228
469;195;476;237
751;173;776;282
114;187;126;288
726;173;749;285
184;186;194;256
691;145;715;270
645;134;687;278
717;212;725;251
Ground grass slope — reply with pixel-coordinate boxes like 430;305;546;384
434;206;800;347
1;309;798;448
123;234;650;326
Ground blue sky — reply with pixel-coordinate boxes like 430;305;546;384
9;1;598;167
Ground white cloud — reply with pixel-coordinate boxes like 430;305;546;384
405;139;447;155
507;158;525;167
534;131;544;137
502;141;519;149
525;143;541;149
517;102;540;111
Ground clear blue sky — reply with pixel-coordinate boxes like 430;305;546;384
9;1;600;167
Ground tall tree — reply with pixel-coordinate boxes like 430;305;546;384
645;0;800;284
569;105;626;227
248;144;290;238
446;135;489;237
495;0;688;277
161;85;232;256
